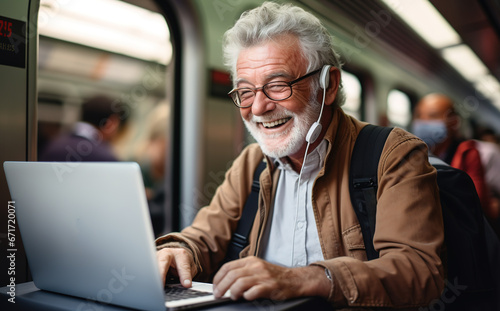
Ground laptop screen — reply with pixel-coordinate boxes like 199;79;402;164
4;161;166;311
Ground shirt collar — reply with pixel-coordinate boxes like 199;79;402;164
274;139;329;174
73;121;102;142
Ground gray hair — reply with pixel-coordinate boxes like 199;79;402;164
223;1;345;107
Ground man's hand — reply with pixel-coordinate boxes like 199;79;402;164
212;256;331;301
156;248;196;287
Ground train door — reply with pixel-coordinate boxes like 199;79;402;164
0;0;39;288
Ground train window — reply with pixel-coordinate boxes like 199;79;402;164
387;89;412;129
342;70;362;120
37;0;172;237
38;0;171;63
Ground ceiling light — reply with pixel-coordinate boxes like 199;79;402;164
474;75;500;111
380;0;461;49
381;0;500;110
441;44;489;81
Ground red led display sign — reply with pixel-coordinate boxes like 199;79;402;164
0;16;26;69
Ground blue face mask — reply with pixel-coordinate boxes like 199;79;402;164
411;120;448;148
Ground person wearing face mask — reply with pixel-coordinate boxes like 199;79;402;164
412;93;492;217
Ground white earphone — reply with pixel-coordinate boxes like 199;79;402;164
305;65;331;144
297;64;332;211
319;64;331;90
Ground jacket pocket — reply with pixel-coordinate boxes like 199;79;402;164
342;224;367;261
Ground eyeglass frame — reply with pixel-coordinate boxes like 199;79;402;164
227;68;322;108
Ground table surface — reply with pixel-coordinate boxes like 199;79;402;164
0;282;334;311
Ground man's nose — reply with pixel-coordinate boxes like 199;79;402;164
251;91;276;116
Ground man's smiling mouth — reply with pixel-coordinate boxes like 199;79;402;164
262;117;292;129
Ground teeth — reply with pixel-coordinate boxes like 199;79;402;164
262;118;290;128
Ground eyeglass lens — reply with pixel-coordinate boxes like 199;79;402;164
233;82;291;107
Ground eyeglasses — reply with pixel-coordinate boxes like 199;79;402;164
228;68;322;108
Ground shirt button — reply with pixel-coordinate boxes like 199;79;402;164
297;222;304;229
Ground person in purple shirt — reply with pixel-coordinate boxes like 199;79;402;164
39;95;128;162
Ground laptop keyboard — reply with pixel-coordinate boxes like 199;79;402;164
164;285;213;302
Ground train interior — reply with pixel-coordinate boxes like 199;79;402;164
1;0;500;288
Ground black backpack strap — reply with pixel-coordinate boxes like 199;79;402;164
224;160;266;262
349;124;392;260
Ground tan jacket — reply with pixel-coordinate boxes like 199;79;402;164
156;108;445;308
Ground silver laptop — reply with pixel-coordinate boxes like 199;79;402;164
3;161;230;310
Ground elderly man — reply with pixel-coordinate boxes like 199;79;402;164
157;2;444;308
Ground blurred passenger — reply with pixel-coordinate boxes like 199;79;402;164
475;139;500;235
37;121;62;159
475;127;500;228
476;127;500;145
39;95;128;162
412;93;493;217
156;2;444;309
137;102;170;237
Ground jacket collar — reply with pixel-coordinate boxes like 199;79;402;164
322;107;349;163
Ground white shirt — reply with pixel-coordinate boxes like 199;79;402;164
73;121;102;143
475;140;500;195
260;140;328;267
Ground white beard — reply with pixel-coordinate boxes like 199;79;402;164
242;97;321;159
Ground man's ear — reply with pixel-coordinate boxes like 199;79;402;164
101;114;121;140
447;112;461;135
324;67;341;106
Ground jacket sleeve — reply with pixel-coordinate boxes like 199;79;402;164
314;129;445;308
155;144;263;280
